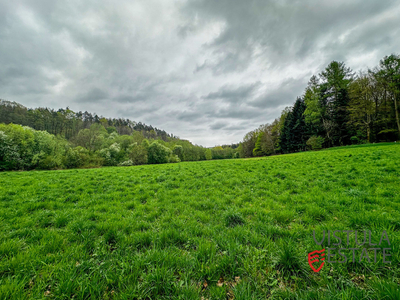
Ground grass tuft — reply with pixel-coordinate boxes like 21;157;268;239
224;210;246;227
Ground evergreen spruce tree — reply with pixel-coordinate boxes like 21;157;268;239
280;110;294;153
291;98;308;151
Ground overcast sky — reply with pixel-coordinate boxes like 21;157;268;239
1;0;400;146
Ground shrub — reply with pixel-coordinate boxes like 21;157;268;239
32;152;61;169
306;136;324;150
0;124;65;170
173;145;184;161
119;160;134;166
0;131;22;171
168;155;180;163
63;147;82;168
0;124;35;169
253;132;264;157
147;141;172;164
74;147;103;168
205;148;212;160
128;144;148;165
99;143;122;166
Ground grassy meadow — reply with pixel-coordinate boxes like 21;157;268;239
0;143;400;299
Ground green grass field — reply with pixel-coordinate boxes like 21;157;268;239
1;143;400;299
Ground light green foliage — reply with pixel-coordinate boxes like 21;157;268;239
244;122;278;158
99;143;122;166
306;136;324;150
141;139;150;149
211;146;235;159
131;131;145;144
0;123;35;169
252;132;265;157
0;130;21;170
30;130;65;169
116;135;134;151
32;130;57;155
148;141;172;164
175;140;202;161
75;146;104;167
0;123;237;171
168;154;181;163
303;76;323;126
205;148;212;160
320;60;353;92
74;123;107;152
31;151;61;170
118;159;134;166
63;147;82;168
0;143;399;299
0;124;65;170
237;144;245;158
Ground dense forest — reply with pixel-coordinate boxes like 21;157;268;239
0;102;238;171
239;54;400;157
0;100;176;141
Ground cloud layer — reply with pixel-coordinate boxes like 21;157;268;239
1;0;400;146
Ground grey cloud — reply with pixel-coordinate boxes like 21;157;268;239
194;60;209;73
177;23;197;39
249;77;309;109
223;123;248;131
210;121;228;130
210;106;265;120
185;0;399;72
114;96;141;103
204;82;261;104
176;111;204;122
1;0;399;146
116;105;162;120
78;88;109;103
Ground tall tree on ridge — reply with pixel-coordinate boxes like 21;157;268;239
303;75;323;136
320;61;354;145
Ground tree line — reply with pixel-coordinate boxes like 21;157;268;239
239;54;400;157
0;100;173;140
0;104;238;171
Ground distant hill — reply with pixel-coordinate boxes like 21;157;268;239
0;99;177;141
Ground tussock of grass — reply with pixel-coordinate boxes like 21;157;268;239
224;210;246;227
